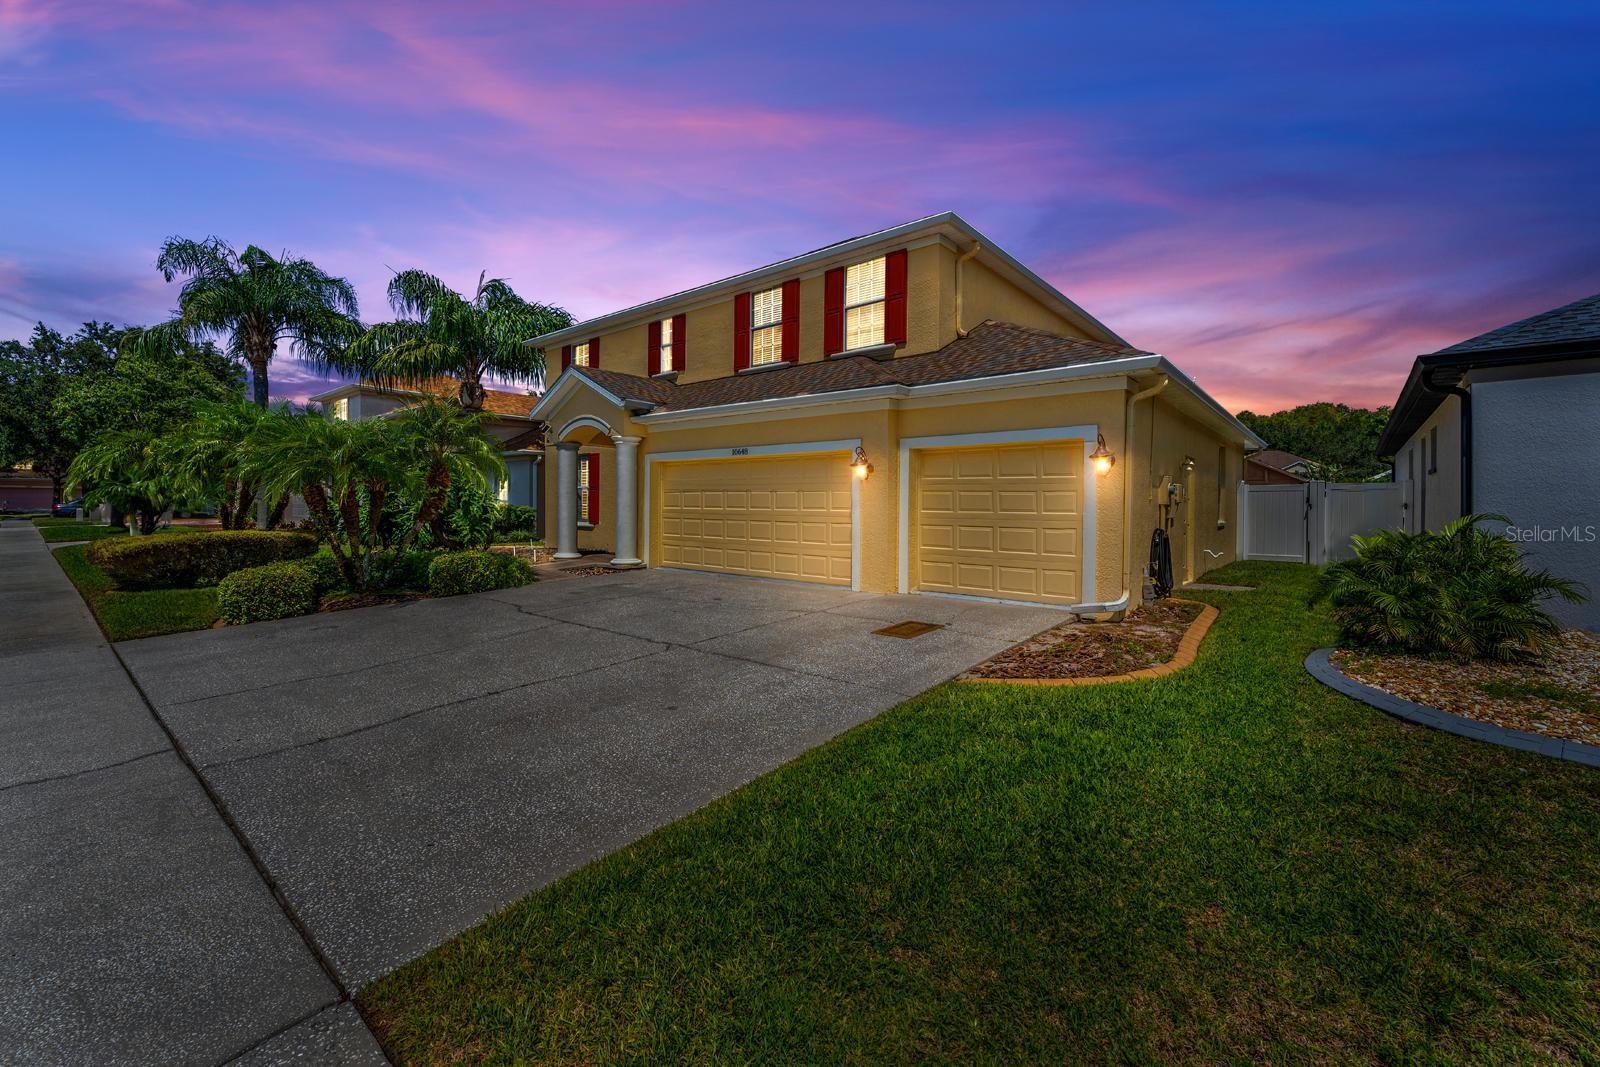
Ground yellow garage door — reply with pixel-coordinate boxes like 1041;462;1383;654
914;442;1083;605
657;454;853;586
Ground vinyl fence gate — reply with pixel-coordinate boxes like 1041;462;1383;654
1237;481;1409;565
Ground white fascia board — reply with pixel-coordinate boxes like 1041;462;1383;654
1151;356;1267;448
527;368;629;422
525;211;1127;349
306;383;366;404
632;355;1164;428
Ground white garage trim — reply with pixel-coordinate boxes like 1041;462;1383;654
643;438;862;590
897;425;1098;609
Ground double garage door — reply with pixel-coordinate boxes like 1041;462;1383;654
653;441;1083;604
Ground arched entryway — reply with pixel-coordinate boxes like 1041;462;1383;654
552;415;642;567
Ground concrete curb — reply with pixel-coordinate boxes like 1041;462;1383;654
1305;647;1600;768
959;599;1219;687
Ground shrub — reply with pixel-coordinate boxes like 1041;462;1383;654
86;530;317;589
375;548;440;592
1315;514;1588;661
302;549;345;595
428;550;534;598
217;561;319;624
494;504;538;535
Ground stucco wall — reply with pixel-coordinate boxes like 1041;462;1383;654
1130;397;1242;586
560;241;1095;387
1472;369;1600;630
1395;393;1462;532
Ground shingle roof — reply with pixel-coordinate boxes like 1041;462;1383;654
1247;449;1309;470
1437;292;1600;354
569;321;1150;415
379;376;539;419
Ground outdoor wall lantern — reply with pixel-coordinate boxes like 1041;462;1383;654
1090;433;1116;476
851;445;874;480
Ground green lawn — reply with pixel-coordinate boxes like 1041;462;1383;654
36;522;128;543
360;562;1600;1065
52;544;219;640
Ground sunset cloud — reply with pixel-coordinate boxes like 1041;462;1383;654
3;2;1596;414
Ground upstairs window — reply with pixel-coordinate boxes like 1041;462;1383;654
572;341;591;368
844;256;886;350
331;397;349;421
659;317;674;373
750;286;784;366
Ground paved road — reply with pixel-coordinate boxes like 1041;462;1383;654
6;524;1061;1060
0;522;386;1065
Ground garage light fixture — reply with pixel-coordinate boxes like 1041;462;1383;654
851;445;874;480
1090;433;1116;476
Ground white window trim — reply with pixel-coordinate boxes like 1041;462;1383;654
897;425;1100;611
750;285;784;366
642;438;862;591
572;341;591;368
658;317;674;374
842;256;887;352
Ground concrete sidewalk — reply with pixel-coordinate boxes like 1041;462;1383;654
0;521;386;1066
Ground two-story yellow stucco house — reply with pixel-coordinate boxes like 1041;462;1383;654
528;212;1263;613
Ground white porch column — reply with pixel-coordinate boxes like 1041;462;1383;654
554;441;581;559
610;435;643;567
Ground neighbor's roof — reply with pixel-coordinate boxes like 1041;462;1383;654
525;212;1128;350
1436;292;1600;354
1247;449;1309;471
1376;291;1600;455
539;320;1266;448
308;376;539;419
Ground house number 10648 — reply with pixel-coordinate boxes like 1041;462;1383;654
730;447;749;456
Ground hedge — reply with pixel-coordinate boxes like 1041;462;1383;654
86;530;318;590
217;561;319;624
428;550;534;598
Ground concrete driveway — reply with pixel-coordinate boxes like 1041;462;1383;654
118;568;1061;992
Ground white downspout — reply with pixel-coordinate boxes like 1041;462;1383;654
955;242;982;337
1117;374;1169;614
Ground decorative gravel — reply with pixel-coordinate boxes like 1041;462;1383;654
1333;632;1600;746
963;598;1204;680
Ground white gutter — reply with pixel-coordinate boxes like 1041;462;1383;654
955;241;981;338
1118;375;1169;616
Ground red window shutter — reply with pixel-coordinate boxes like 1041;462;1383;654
561;344;572;371
781;279;800;363
823;267;844;355
885;249;908;346
672;312;687;373
589;336;600;369
733;291;751;371
585;453;600;524
647;319;662;377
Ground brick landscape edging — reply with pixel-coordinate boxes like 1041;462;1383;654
959;599;1219;687
1305;647;1600;768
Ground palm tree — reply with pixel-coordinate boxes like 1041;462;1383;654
389;398;505;553
153;397;279;529
151;237;362;407
67;428;176;535
342;269;570;409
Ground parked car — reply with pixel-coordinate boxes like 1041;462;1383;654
51;497;84;517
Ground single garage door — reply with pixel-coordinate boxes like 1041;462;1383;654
657;453;853;586
913;441;1083;605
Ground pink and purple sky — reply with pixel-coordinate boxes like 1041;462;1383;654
2;1;1597;413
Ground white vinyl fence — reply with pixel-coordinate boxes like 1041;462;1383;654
1238;481;1408;565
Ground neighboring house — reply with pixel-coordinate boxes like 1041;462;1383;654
0;466;55;511
526;212;1263;610
309;376;545;520
1244;449;1310;484
1377;291;1600;630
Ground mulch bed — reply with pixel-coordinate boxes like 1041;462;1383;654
320;591;426;613
1334;631;1600;746
962;598;1205;681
